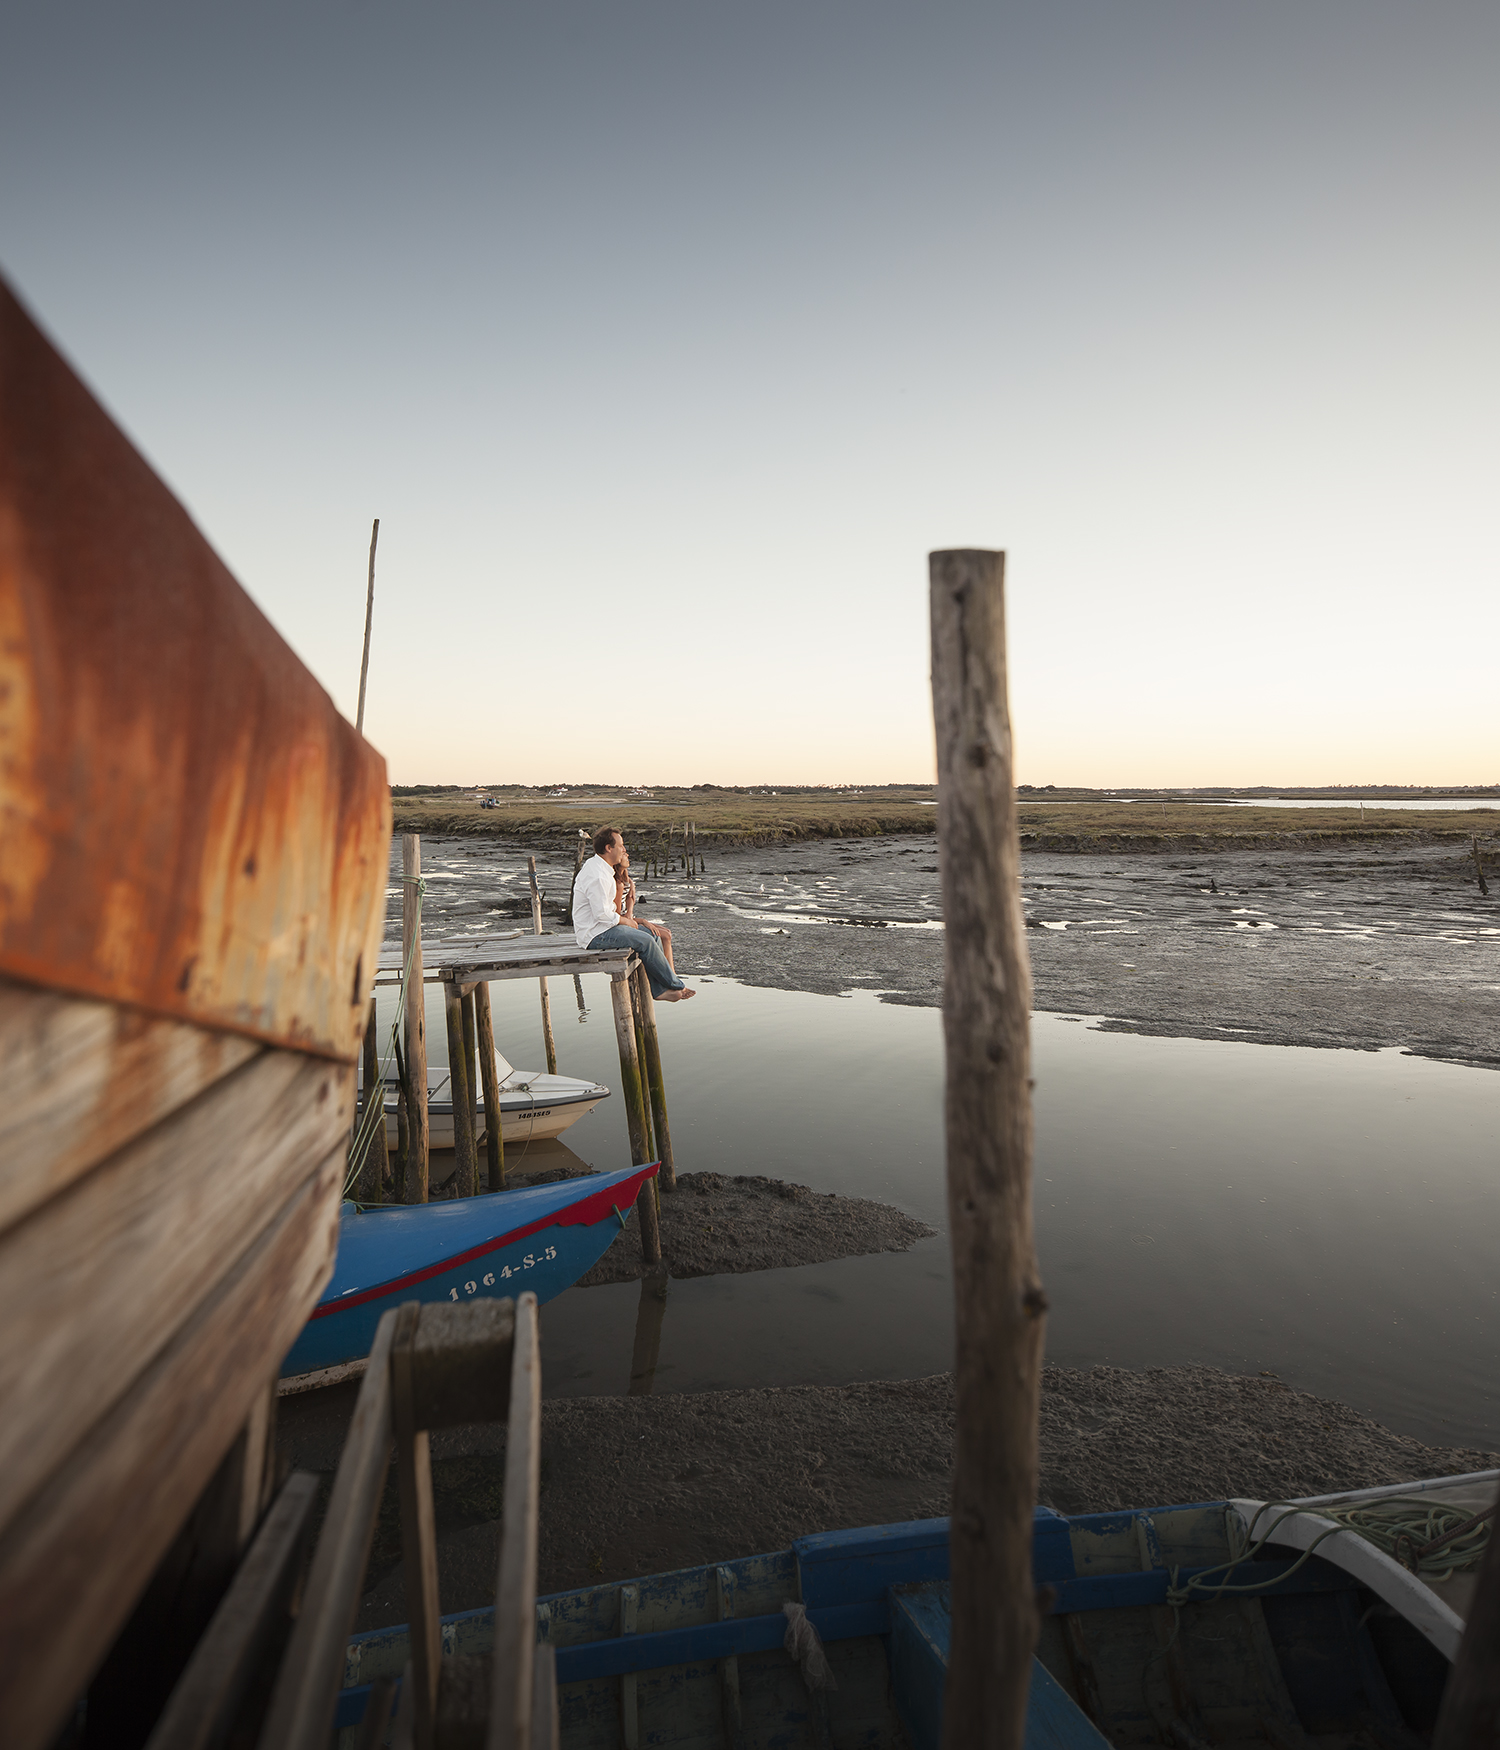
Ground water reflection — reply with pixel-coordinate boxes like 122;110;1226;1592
388;976;1499;1450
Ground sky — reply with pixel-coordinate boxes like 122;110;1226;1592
2;2;1495;788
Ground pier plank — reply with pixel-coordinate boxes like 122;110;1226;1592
0;1145;343;1750
0;977;261;1232
0;1049;353;1533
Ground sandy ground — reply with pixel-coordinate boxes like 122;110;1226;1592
404;835;1499;1067
270;1364;1500;1629
576;1172;935;1285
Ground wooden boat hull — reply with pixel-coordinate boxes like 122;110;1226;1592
333;1485;1473;1745
281;1164;657;1378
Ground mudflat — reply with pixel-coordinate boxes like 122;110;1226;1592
403;833;1499;1066
268;1364;1500;1628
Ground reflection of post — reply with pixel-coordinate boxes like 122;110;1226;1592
628;1271;668;1395
573;974;587;1019
444;982;478;1198
930;548;1041;1750
635;974;676;1193
607;969;661;1265
474;982;506;1191
402;833;430;1203
527;855;559;1074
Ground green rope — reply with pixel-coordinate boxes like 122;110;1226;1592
1166;1495;1493;1609
344;876;426;1198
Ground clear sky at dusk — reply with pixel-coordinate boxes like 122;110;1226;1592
2;3;1495;787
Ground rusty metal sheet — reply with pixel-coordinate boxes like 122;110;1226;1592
0;278;391;1061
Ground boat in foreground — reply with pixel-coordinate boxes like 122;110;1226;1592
334;1469;1496;1746
280;1162;657;1379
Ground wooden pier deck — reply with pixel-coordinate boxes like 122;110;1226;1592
375;931;640;989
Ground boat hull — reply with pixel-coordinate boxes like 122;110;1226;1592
393;1092;605;1149
280;1164;655;1378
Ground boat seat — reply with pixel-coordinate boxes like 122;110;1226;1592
888;1582;1110;1750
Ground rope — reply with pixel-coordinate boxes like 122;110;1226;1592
344;876;426;1198
1165;1495;1494;1610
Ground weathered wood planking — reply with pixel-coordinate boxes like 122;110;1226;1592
0;279;390;1062
0;1044;354;1531
0;1143;343;1750
375;935;635;986
0;976;261;1231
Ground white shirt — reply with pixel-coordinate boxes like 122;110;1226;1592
572;854;622;949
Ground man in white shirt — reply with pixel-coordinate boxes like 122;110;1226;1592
571;828;696;1003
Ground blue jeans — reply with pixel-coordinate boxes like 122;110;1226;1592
586;925;685;999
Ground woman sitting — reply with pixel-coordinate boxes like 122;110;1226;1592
615;850;674;971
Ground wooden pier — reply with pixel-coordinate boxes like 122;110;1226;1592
374;914;676;1263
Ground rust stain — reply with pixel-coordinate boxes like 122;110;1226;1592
0;279;391;1060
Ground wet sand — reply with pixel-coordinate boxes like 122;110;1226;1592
268;1364;1500;1629
405;835;1499;1067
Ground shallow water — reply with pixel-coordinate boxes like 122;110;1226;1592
393;974;1499;1450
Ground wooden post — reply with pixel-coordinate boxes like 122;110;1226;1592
929;549;1042;1750
402;834;430;1203
634;973;676;1192
1473;836;1490;898
527;855;559;1075
607;971;661;1266
461;985;480;1170
355;518;379;737
357;998;388;1203
444;983;479;1199
1432;1501;1500;1750
475;982;506;1192
390;1303;440;1749
627;965;656;1163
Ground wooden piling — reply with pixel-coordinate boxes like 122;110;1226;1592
634;972;676;1193
444;984;478;1199
402;834;430;1203
527;856;559;1075
929;549;1041;1750
355;517;379;738
474;983;506;1192
607;972;661;1266
628;966;656;1163
461;984;479;1166
1473;836;1489;898
357;998;387;1203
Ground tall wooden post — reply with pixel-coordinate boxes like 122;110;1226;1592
634;970;676;1192
608;970;661;1266
527;855;559;1074
402;833;430;1203
474;982;506;1192
930;549;1042;1750
1433;1507;1500;1750
357;998;388;1203
629;965;656;1163
444;982;478;1199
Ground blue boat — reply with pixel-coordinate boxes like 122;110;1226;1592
332;1479;1485;1745
280;1163;658;1379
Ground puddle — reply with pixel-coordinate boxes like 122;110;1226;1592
387;975;1500;1451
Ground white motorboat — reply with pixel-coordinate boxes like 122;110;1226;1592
360;1050;610;1149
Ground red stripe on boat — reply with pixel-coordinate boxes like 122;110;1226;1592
310;1164;659;1319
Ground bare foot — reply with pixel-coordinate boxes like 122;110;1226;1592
655;986;696;1003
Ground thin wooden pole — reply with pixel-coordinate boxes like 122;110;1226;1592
635;972;676;1192
487;1294;542;1750
527;855;559;1074
358;998;388;1203
402;834;430;1203
475;982;506;1191
356;518;379;737
391;1303;440;1749
445;983;479;1199
1473;836;1490;898
608;971;661;1265
629;965;656;1163
461;987;480;1193
930;548;1042;1750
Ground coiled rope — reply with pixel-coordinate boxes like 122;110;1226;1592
1166;1495;1494;1609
